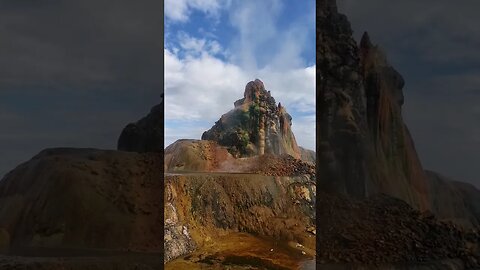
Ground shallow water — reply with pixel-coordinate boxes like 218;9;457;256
165;232;315;270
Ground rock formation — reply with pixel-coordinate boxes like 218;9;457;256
117;95;163;153
317;4;480;268
317;0;430;210
162;80;317;266
0;148;166;270
164;174;316;266
0;148;164;254
202;79;303;159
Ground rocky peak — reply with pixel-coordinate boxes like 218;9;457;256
243;79;266;104
202;79;301;159
317;0;429;209
359;31;372;50
359;32;405;108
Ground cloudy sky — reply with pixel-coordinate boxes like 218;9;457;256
164;0;316;150
0;0;162;178
337;0;480;187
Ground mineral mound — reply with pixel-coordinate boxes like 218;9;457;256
0;100;165;269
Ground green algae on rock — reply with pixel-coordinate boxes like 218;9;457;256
202;79;304;160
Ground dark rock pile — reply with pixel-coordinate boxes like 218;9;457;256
252;154;316;178
317;192;480;268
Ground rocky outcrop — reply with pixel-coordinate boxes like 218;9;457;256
202;79;303;159
426;171;480;228
117;96;163;153
164;173;316;263
0;148;163;254
317;0;480;233
164;185;195;263
359;31;430;210
317;0;429;210
316;5;480;269
317;0;371;199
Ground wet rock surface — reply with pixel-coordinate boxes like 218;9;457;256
164;174;316;254
166;233;314;270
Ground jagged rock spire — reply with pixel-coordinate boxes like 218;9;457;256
202;80;301;159
360;31;372;49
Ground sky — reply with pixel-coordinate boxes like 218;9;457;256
337;0;480;187
164;0;316;151
0;0;162;178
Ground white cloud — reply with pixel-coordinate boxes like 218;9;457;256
176;32;224;57
165;0;229;22
291;115;316;151
258;66;316;114
164;48;248;121
165;0;316;150
228;0;283;70
165;47;315;149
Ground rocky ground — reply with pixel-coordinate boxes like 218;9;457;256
316;193;480;268
164;173;316;266
252;154;316;178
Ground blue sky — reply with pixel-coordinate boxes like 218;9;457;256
164;0;316;150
